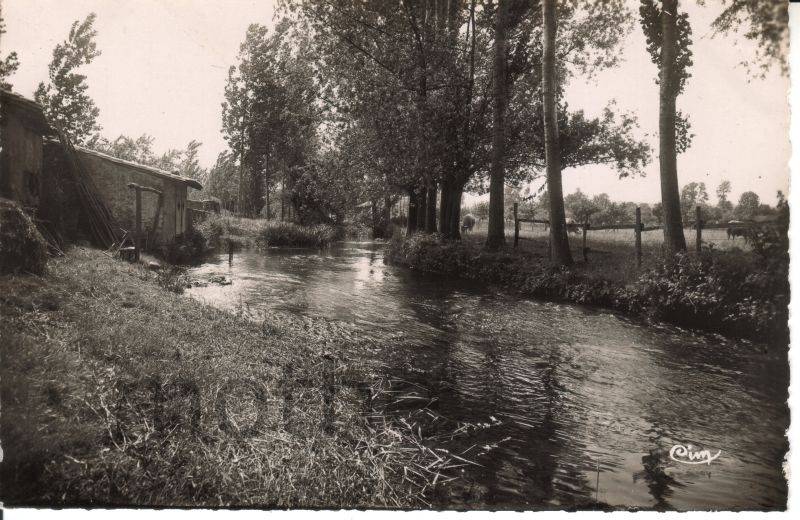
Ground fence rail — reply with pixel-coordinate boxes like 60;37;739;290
511;203;749;266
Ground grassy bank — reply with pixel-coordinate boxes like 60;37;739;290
387;232;789;346
0;248;453;507
196;215;339;250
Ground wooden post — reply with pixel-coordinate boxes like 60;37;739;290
513;202;519;248
582;222;589;262
127;183;162;260
635;206;642;268
227;238;234;265
134;188;142;262
695;205;702;253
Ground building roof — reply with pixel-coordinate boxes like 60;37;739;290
72;145;203;190
0;89;55;135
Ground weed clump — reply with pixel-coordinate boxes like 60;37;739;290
0;198;48;275
388;232;789;345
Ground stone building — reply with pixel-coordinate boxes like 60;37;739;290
52;145;204;245
2;89;203;248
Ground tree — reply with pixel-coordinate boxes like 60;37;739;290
640;0;692;252
564;189;598;225
34;13;102;145
486;0;511;251
652;202;664;224
0;12;20;90
542;0;571;265
204;151;239;212
222;20;320;218
711;0;789;75
179;140;205;182
735;191;760;220
680;181;708;222
716;179;732;205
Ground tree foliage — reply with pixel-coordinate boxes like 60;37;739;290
34;13;102;145
0;12;20;90
711;0;789;75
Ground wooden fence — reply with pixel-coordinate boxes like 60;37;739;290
512;203;735;266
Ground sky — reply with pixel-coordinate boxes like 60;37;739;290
1;0;790;205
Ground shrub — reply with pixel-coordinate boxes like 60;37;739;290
159;229;209;265
258;221;337;248
195;215;339;249
388;235;789;345
0;199;48;275
634;251;788;342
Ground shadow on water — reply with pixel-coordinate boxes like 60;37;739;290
186;241;788;510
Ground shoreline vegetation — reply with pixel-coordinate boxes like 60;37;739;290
195;214;341;251
386;231;789;347
0;247;465;508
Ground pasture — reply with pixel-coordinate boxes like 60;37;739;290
461;221;752;284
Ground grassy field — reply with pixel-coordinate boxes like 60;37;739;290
0;247;456;508
462;222;751;284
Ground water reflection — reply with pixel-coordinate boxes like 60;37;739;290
186;243;788;510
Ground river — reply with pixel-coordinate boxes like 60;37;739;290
185;241;788;510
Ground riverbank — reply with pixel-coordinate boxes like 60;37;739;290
0;247;452;507
195;214;340;250
387;233;789;346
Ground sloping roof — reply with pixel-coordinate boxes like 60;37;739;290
0;89;55;135
73;145;203;190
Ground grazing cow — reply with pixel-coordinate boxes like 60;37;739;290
461;213;477;232
726;220;748;239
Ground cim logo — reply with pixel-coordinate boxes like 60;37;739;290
669;444;721;465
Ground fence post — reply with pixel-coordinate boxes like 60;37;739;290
635;206;642;268
582;222;589;262
695;205;702;253
513;203;519;248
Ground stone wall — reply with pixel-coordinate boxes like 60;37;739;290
75;150;188;245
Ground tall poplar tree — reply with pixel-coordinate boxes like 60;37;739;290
34;13;102;145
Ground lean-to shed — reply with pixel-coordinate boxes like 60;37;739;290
44;142;203;245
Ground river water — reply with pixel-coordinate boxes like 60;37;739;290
186;241;788;510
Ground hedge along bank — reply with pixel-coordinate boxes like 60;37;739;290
387;233;789;347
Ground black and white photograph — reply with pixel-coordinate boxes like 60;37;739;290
0;0;793;513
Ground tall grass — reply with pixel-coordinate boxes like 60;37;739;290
195;214;338;250
258;221;338;248
0;248;459;507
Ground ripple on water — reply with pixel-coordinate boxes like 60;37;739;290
186;247;788;510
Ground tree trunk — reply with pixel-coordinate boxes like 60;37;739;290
407;188;419;234
542;0;572;265
659;0;687;252
384;196;393;237
485;0;510;251
447;181;464;240
439;178;451;234
417;185;428;231
425;182;437;233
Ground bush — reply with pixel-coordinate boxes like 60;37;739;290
159;229;210;265
258;221;337;248
195;214;263;248
387;234;789;345
195;215;338;249
0;198;48;275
